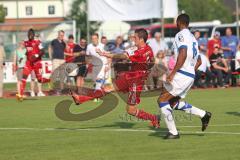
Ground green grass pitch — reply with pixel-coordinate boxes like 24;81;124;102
0;87;239;160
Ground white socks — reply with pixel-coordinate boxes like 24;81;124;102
95;79;104;90
174;101;206;118
160;101;207;135
160;102;178;135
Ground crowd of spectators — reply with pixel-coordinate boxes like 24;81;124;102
1;27;240;98
194;28;240;88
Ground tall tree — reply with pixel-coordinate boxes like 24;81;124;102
68;0;100;39
178;0;232;23
0;5;6;23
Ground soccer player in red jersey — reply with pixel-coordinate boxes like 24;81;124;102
71;29;160;128
17;28;50;101
64;35;75;63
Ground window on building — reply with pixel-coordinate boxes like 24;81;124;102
48;5;55;15
26;6;33;16
3;7;8;16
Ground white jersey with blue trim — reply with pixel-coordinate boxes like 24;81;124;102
174;28;199;75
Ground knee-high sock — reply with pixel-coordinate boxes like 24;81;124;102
174;101;206;118
95;79;104;90
20;79;27;96
159;102;178;135
135;109;157;122
74;88;106;104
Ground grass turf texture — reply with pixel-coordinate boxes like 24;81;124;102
0;87;239;160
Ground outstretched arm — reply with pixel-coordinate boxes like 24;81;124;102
96;48;129;60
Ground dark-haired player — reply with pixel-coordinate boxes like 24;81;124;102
158;14;212;139
17;28;50;101
71;28;160;128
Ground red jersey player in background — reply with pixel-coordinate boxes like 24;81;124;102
17;28;50;101
71;28;160;128
64;34;75;63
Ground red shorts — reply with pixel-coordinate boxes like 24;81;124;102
114;71;148;105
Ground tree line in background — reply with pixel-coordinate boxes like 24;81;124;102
0;0;235;38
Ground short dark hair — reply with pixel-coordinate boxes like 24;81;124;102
68;34;74;39
101;36;107;40
28;28;35;34
135;28;148;43
177;14;190;27
92;33;99;38
58;30;65;34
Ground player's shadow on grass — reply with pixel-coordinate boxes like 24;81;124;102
148;128;205;138
55;122;136;130
98;122;136;129
226;112;240;117
23;98;39;101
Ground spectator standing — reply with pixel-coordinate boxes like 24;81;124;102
48;30;66;93
209;47;231;88
221;28;239;86
73;38;87;93
64;35;75;63
148;32;169;57
13;41;26;96
112;36;127;75
49;30;66;70
0;41;5;98
207;31;221;57
195;31;208;55
86;33;108;96
147;32;168;89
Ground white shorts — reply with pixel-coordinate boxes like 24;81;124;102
164;72;194;98
92;65;107;81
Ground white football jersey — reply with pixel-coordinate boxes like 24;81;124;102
86;43;108;66
174;28;199;75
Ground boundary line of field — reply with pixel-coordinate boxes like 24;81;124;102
0;125;240;135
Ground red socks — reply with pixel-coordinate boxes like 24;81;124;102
136;109;157;122
20;79;27;96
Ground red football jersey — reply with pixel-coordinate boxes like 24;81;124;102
24;39;43;62
64;42;75;63
126;44;154;71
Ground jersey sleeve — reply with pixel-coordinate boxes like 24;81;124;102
175;33;188;50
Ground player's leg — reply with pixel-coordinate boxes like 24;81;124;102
171;99;212;131
157;88;179;139
70;87;107;105
34;61;50;83
126;84;160;128
30;71;36;97
18;64;31;99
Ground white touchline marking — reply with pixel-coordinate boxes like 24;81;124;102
0;127;240;135
178;124;240;128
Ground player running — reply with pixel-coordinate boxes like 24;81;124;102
158;14;212;139
16;28;50;101
70;29;160;128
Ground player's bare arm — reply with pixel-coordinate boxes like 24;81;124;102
73;50;86;57
167;48;187;83
195;56;202;72
48;45;52;59
96;48;129;60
